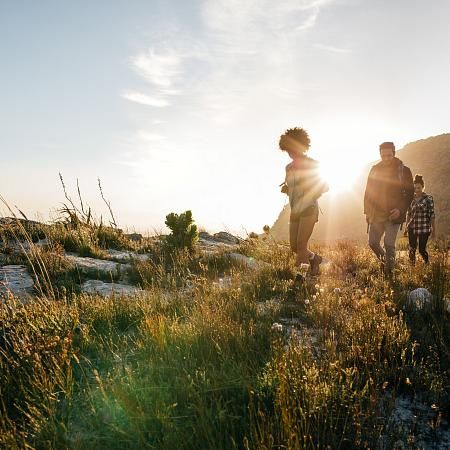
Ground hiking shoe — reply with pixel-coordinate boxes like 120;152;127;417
309;254;323;276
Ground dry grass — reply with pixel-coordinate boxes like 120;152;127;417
0;229;448;449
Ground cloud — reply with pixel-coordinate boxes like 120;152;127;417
314;43;350;53
137;131;166;141
131;48;182;88
122;90;170;107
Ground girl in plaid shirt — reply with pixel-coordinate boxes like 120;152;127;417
405;174;435;264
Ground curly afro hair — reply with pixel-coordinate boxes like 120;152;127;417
279;127;310;152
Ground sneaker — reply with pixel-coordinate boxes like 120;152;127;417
309;253;323;276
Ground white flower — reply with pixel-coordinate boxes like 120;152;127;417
319;288;324;293
312;294;317;301
271;323;283;332
334;288;341;294
305;298;310;305
315;283;320;289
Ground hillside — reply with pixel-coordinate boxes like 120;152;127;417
270;133;450;242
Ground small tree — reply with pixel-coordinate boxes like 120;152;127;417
164;210;198;252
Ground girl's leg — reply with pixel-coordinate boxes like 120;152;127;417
418;233;430;263
295;214;316;266
408;230;417;265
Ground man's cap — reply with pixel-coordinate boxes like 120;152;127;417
379;141;395;151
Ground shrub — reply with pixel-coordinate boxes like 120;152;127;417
164;210;198;253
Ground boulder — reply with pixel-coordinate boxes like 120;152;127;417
81;280;143;297
213;231;241;245
125;233;143;242
65;254;131;275
106;249;149;262
406;288;433;310
198;231;241;250
0;265;35;300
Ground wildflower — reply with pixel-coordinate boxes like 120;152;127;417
271;323;283;332
319;288;324;293
304;298;310;305
312;294;317;301
315;283;320;289
334;288;341;294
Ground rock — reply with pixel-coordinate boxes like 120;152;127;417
0;265;35;300
125;233;143;242
213;231;241;245
407;288;433;310
106;249;149;262
379;394;450;449
198;231;241;248
228;252;263;270
81;280;143;297
65;254;131;275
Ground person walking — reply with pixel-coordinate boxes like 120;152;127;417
279;127;328;277
405;174;435;264
364;141;414;277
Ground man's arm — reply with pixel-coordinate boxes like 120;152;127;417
364;167;375;219
400;167;414;219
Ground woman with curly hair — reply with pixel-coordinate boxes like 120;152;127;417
405;174;435;264
279;127;328;278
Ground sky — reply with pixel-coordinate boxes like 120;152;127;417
2;0;450;234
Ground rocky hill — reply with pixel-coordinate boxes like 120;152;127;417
270;133;450;242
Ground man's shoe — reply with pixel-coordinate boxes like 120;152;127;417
309;254;323;276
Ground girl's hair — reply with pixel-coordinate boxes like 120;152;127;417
414;174;425;187
279;127;310;152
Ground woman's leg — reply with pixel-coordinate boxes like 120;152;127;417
418;233;430;263
294;214;316;266
289;219;299;254
408;230;417;265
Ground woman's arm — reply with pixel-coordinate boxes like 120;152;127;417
428;195;435;237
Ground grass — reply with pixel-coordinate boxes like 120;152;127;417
0;228;449;449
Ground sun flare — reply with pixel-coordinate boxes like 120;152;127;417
319;159;364;194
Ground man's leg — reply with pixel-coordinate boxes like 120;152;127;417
418;233;430;263
408;230;417;265
368;222;385;260
384;222;401;274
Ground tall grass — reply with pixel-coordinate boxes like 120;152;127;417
0;231;448;448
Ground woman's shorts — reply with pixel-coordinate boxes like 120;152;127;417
290;204;319;223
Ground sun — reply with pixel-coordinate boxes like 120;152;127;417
319;159;363;194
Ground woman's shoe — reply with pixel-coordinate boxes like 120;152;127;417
309;254;323;276
294;272;304;285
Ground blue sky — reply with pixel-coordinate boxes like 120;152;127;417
2;0;450;233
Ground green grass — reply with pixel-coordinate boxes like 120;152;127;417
0;235;449;449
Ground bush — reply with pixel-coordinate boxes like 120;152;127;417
164;210;198;253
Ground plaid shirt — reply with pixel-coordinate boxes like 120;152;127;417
406;193;435;234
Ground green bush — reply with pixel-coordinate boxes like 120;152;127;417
164;210;198;253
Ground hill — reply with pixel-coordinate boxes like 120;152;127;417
270;133;450;242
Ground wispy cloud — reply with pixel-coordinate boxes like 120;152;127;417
131;49;182;88
314;43;350;53
122;90;170;107
123;46;190;109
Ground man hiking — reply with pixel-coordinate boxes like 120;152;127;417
364;141;414;277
